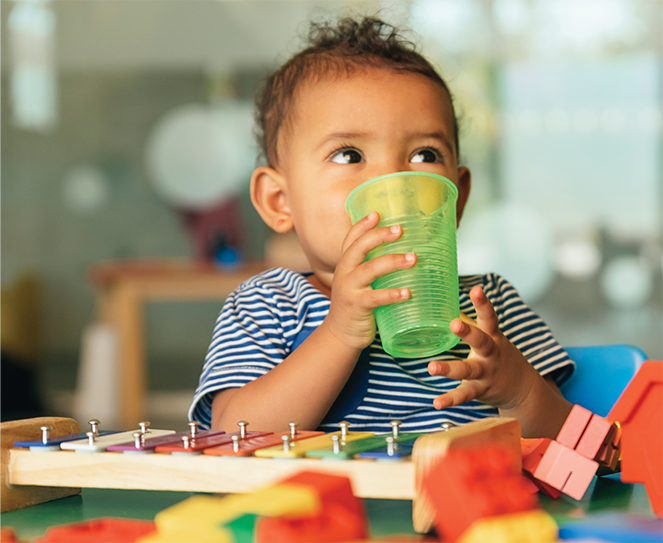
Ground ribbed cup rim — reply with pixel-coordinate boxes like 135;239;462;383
345;171;459;216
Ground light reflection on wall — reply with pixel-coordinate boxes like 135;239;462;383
8;0;57;132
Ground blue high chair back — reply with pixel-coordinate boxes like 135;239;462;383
561;344;647;417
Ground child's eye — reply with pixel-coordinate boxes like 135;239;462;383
331;148;364;164
411;149;441;163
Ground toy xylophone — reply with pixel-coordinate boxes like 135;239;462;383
1;415;521;533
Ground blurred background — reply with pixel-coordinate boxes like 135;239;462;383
2;0;661;430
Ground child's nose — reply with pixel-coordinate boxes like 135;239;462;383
366;160;410;180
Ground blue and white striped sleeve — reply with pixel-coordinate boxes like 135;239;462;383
485;273;575;387
188;280;288;429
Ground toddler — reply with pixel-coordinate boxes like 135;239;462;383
189;16;574;439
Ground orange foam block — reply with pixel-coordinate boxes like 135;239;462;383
34;519;156;543
255;471;368;543
556;404;592;450
532;440;598;501
576;414;613;460
0;528;25;543
422;445;538;542
520;438;562;499
609;360;663;518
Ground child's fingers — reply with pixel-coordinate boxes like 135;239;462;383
354;251;417;286
427;358;486;381
340;211;380;254
432;381;485;410
449;318;495;358
469;286;500;336
361;286;411;309
339;220;406;271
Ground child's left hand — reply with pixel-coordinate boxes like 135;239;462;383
427;285;540;411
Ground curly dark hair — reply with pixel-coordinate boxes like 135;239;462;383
255;16;459;168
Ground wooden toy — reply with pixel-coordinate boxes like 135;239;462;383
1;417;81;513
421;444;537;541
108;422;224;453
532;440;598;500
596;421;621;473
357;439;416;461
254;422;373;458
3;415;529;534
203;428;323;457
520;439;562;499
523;404;624;500
556;404;593;449
13;419;118;452
576;413;613;460
411;417;521;534
557;511;663;542
608;360;663;518
305;420;418;460
33;518;156;543
555;404;620;471
306;432;423;460
61;420;175;453
154;421;270;454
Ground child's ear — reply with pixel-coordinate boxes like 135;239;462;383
455;166;471;226
250;166;293;233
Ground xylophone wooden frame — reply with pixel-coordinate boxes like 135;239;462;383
1;416;521;532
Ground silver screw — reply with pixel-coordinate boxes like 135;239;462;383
40;425;52;445
331;434;340;454
390;420;402;439
133;432;143;449
231;435;240;453
282;434;291;453
182;435;191;449
189;421;200;438
440;422;455;432
138;421;151;434
339;421;350;441
86;431;96;446
238;421;248;439
88;419;100;435
386;436;395;456
289;422;299;439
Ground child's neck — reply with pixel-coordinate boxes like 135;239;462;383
306;273;331;298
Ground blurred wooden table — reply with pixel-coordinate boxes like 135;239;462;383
88;259;267;429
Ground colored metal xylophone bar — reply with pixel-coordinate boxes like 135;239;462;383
1;414;522;532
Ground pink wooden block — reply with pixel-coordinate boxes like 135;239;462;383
533;440;598;500
576;415;613;460
557;404;592;449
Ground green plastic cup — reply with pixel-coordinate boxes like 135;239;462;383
345;171;460;358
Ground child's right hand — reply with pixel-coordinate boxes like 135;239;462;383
323;211;417;352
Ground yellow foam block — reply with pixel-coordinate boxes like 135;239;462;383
218;483;321;519
137;528;231;543
254;431;374;458
155;484;320;535
459;510;558;543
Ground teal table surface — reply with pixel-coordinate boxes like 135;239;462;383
1;474;657;542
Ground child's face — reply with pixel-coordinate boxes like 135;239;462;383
252;68;470;293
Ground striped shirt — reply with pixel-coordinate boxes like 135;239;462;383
189;267;574;433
